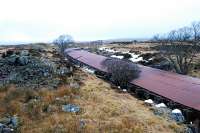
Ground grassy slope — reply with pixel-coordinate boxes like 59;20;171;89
74;72;185;133
0;70;185;133
0;43;185;132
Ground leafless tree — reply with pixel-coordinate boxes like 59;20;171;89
102;58;140;88
156;26;200;74
191;21;200;44
53;34;74;54
152;34;160;42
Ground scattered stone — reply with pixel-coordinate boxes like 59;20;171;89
79;119;86;128
2;127;14;133
57;67;70;76
153;107;171;116
20;50;29;56
155;103;167;108
18;56;29;65
185;127;193;133
144;99;154;105
7;54;18;65
55;97;61;100
153;106;185;123
62;104;80;113
10;116;19;128
0;47;73;89
122;89;127;92
70;82;80;89
0;116;19;133
172;109;182;114
0;117;11;125
170;109;185;123
82;67;95;74
0;123;14;133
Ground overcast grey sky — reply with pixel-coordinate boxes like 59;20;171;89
0;0;200;42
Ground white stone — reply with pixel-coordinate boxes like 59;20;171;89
144;99;154;104
82;67;95;74
56;97;60;100
110;55;124;59
172;109;182;114
122;89;127;92
155;103;167;108
148;58;153;61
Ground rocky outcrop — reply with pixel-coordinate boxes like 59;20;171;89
0;48;73;89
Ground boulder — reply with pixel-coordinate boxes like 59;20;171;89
0;123;14;133
0;118;11;125
10;116;19;128
0;116;19;129
170;109;185;123
153;107;171;116
7;55;18;65
18;56;29;66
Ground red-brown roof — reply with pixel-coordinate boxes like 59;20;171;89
66;49;200;111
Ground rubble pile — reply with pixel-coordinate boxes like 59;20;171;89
0;47;73;89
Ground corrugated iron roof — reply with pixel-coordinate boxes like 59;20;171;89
65;49;200;111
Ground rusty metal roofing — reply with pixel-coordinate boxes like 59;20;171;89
65;49;200;111
66;49;107;72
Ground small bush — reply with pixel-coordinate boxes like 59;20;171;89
102;58;141;88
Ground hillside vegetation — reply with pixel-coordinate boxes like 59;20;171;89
0;44;186;133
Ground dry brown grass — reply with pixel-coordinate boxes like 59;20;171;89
74;74;185;133
104;43;158;53
0;70;185;133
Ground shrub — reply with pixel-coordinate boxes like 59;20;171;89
102;58;140;88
